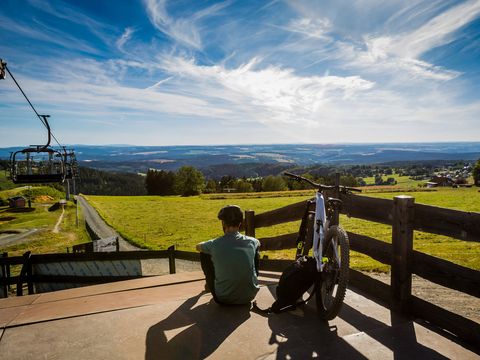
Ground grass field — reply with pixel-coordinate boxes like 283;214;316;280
362;173;425;187
0;194;90;257
86;186;480;272
85;194;310;251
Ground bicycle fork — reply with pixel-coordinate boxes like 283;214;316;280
313;192;328;272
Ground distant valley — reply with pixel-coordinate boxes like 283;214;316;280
1;142;479;176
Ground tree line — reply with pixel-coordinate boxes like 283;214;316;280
144;166;360;196
2;158;479;196
146;159;480;196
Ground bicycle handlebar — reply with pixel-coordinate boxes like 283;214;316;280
283;171;361;193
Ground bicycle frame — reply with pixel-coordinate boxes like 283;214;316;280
286;172;352;273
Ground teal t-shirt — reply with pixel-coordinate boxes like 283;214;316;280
199;232;260;304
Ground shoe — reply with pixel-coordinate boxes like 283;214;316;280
204;283;211;293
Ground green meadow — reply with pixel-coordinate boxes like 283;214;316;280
86;187;480;272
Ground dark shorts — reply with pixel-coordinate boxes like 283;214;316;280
200;252;223;304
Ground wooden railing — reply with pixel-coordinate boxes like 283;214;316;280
243;192;480;345
0;246;178;297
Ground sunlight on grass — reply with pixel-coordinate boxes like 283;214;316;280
86;187;480;272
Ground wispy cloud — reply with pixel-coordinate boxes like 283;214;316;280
0;13;100;54
116;27;136;52
157;55;374;124
143;0;230;50
27;0;115;44
283;17;332;40
347;1;480;81
390;0;480;58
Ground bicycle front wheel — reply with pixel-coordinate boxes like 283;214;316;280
316;225;349;320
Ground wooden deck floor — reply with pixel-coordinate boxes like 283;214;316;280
0;271;477;359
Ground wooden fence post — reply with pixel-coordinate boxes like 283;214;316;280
16;251;32;296
391;195;415;314
245;210;255;238
168;245;176;274
1;252;8;298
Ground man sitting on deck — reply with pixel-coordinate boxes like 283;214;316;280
196;205;260;305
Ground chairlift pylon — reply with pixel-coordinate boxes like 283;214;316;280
1;58;78;184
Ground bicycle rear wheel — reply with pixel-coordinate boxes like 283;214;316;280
316;225;349;320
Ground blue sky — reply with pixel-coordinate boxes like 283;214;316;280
1;0;479;147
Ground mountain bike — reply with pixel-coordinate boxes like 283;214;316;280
284;172;360;320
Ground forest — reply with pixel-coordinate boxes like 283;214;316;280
1;159;478;196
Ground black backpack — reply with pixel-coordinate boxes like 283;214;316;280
254;256;318;314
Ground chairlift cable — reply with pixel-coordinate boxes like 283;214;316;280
4;65;47;127
3;62;64;149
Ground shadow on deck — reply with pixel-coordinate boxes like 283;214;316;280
0;271;477;359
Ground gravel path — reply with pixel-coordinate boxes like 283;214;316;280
77;195;141;251
0;228;39;247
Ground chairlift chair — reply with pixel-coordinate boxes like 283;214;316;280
10;146;67;184
8;114;68;184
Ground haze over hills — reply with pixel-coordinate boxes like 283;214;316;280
1;142;479;174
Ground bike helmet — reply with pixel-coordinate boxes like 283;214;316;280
218;205;243;226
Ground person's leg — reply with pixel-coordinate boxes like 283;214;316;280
200;253;227;304
200;252;215;293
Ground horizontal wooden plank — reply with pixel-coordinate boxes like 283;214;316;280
348;232;392;265
340;193;393;225
348;269;391;306
411;295;480;346
259;258;293;272
31;274;143;284
254;199;312;228
412;251;480;298
0;257;27;266
259;233;298;251
414;203;480;242
29;250;170;263
0;275;22;286
175;251;201;262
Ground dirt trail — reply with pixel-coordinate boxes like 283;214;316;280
52;206;65;233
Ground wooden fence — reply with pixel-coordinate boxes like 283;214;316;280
0;246;193;297
243;192;480;345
